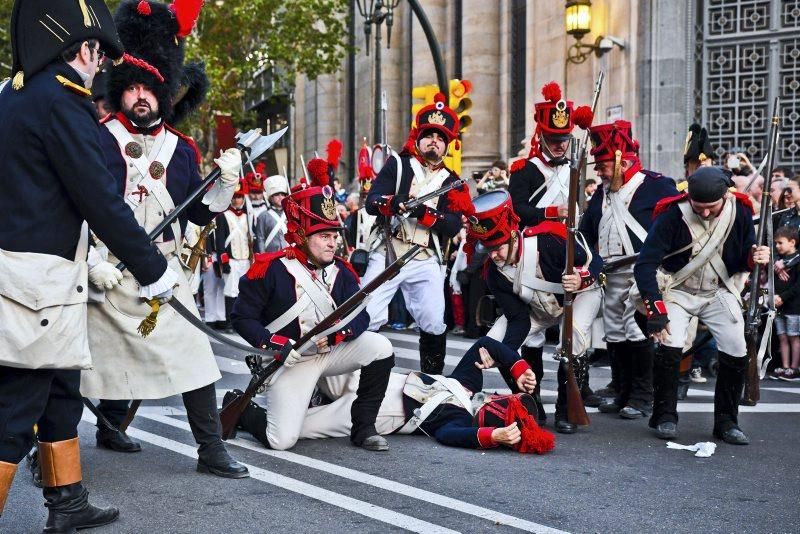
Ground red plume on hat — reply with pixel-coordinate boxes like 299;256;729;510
306;158;330;187
326;139;343;169
447;186;475;217
572;106;594;130
169;0;204;38
541;81;561;103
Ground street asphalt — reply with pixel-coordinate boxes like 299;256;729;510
4;330;799;534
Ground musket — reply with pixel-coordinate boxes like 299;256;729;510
401;179;467;218
561;140;590;426
602;253;638;274
181;221;216;272
578;71;605;206
115;127;287;272
219;244;424;439
744;98;781;404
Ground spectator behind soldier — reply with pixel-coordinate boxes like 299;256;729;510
770;178;788;209
477;160;509;194
778;176;800;232
772;166;793;180
782;186;796;211
585;177;598;203
772;226;800;380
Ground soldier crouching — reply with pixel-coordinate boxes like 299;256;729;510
227;172;394;451
633;167;771;444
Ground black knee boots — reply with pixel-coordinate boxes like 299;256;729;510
713;352;749;444
650;345;683;428
351;355;395;450
183;383;249;478
419;331;447;374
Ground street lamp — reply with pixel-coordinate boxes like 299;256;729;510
356;0;401;145
565;0;626;64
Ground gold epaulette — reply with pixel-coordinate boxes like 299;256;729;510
55;75;91;98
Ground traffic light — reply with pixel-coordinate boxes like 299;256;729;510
411;84;438;127
449;78;473;134
444;79;472;175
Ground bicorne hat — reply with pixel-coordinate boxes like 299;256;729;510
9;0;124;90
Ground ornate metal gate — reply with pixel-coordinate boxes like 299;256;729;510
696;0;800;168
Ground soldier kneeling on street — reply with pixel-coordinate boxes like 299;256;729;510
226;168;395;451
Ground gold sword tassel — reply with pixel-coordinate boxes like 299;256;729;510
137;298;160;337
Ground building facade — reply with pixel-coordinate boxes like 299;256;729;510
290;0;799;185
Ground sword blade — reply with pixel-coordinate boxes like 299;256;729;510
167;298;280;359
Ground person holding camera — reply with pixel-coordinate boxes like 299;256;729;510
477;161;509;194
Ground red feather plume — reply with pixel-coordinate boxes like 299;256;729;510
447;186;475;217
541;81;562;103
507;396;555;454
169;0;204;38
137;1;152;15
326;139;343;169
573;105;594;130
307;158;329;187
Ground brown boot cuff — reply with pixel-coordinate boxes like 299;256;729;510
0;461;18;515
39;437;82;488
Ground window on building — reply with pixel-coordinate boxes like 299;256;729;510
696;0;800;168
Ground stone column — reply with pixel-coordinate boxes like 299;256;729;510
460;0;502;178
638;0;690;179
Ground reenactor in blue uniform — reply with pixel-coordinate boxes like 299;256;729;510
363;93;469;374
578;120;678;420
507;81;593;227
464;191;602;433
634;167;771;444
226;168;395;452
0;1;175;530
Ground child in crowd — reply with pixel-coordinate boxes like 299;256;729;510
773;226;800;380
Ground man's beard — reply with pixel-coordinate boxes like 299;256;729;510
122;104;159;126
422;148;441;163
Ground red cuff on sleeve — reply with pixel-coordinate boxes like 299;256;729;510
333;329;350;345
510;359;531;381
267;334;290;348
544;205;559;219
578;268;595;290
418;207;438;227
376;196;394;217
220;252;230;264
747;248;755;270
477;427;498;448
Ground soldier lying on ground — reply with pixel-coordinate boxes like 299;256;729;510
229;336;555;454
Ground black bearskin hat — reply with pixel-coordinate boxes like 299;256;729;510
684;123;715;165
107;0;207;125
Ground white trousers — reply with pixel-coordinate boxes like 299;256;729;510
488;287;602;356
299;372;408;440
662;288;746;357
603;270;646;343
361;253;446;335
223;258;251;298
202;269;226;322
263;331;394;450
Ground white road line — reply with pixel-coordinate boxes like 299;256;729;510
215;355;250;374
135;412;567;534
762;387;800;395
80;412;459;534
382;331;476;351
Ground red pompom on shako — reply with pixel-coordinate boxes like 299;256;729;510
474;393;555;454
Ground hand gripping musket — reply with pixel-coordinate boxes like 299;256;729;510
181;221;216;272
561;141;591;426
744;98;781;405
218;244;424;440
127;127;287;337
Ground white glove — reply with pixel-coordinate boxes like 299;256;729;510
88;261;123;290
281;346;303;368
203;148;242;212
138;266;179;302
214;148;242;185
